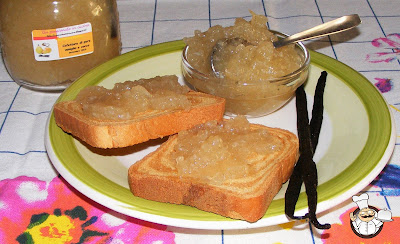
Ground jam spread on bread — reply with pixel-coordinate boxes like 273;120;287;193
75;75;191;120
172;116;282;184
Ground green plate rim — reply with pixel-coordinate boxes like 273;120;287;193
47;40;392;224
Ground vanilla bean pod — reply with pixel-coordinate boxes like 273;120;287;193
284;88;308;220
310;71;327;153
284;162;304;219
285;72;330;229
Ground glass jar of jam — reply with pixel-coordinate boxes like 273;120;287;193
0;0;121;91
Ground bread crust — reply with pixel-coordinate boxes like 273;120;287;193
54;91;225;148
128;125;299;222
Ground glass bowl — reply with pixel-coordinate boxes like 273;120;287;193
181;32;310;117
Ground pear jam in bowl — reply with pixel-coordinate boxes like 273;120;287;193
182;12;310;117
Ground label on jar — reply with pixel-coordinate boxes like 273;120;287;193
32;23;94;61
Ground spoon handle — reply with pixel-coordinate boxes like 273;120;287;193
273;14;361;48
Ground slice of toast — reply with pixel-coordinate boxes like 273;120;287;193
54;91;225;148
128;122;299;222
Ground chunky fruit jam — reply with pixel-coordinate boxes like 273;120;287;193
184;11;302;82
172;116;282;184
75;75;191;120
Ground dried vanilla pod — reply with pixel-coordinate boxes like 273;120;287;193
310;71;328;153
285;71;331;229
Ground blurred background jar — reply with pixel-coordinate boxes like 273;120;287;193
0;0;121;91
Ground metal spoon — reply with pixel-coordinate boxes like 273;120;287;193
211;14;361;78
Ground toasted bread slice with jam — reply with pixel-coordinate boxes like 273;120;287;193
54;90;225;148
128;121;299;222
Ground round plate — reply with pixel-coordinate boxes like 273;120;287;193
45;40;396;230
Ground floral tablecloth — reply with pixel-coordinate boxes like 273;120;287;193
1;0;399;243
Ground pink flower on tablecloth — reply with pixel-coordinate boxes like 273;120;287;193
374;77;393;93
366;33;400;63
0;176;175;244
